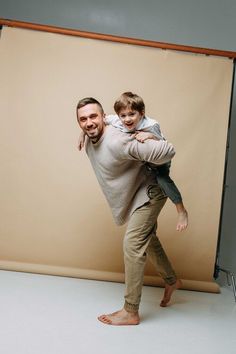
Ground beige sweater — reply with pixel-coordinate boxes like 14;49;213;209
86;125;175;225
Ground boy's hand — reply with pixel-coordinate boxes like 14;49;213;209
78;131;86;151
132;131;159;143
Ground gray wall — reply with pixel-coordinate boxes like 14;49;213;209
1;0;236;277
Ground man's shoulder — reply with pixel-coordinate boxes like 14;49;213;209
106;125;129;138
105;125;133;147
86;126;129;152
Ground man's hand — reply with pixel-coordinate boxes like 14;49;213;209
132;131;159;143
78;131;86;151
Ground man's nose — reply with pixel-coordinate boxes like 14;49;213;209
86;118;94;127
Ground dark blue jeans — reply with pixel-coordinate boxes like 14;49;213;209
147;162;182;204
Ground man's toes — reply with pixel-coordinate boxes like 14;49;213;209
98;315;107;321
98;315;112;324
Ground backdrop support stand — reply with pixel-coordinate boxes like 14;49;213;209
214;265;236;302
214;59;236;302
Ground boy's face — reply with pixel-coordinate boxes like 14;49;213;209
118;107;144;131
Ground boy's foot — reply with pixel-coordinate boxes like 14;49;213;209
160;279;182;307
176;210;188;231
98;308;140;326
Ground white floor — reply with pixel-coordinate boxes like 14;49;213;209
0;270;235;354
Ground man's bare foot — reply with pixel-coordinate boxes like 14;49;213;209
176;210;188;231
160;279;182;307
98;308;140;326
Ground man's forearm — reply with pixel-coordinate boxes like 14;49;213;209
125;139;175;165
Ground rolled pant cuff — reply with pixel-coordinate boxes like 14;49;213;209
124;301;139;313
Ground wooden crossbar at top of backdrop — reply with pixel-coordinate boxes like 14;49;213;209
0;18;236;59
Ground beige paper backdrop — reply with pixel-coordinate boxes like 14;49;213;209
0;27;233;292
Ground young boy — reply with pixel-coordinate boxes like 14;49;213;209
78;92;188;231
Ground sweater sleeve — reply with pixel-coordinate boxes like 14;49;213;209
147;123;164;140
137;117;164;140
124;138;175;165
105;114;123;129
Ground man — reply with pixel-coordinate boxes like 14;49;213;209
76;97;181;326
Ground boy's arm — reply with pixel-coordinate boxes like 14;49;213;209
133;131;159;143
104;114;119;125
134;122;164;143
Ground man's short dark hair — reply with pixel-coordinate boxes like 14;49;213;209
76;97;104;115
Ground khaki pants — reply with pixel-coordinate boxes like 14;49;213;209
123;185;177;312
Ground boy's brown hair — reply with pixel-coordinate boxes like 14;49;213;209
114;92;145;115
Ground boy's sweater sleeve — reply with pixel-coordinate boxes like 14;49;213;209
124;138;175;165
149;123;164;140
105;114;119;125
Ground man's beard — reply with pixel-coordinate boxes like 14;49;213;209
86;128;101;143
86;125;105;143
87;129;98;138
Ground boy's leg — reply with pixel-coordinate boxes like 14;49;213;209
156;173;182;205
155;165;188;231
